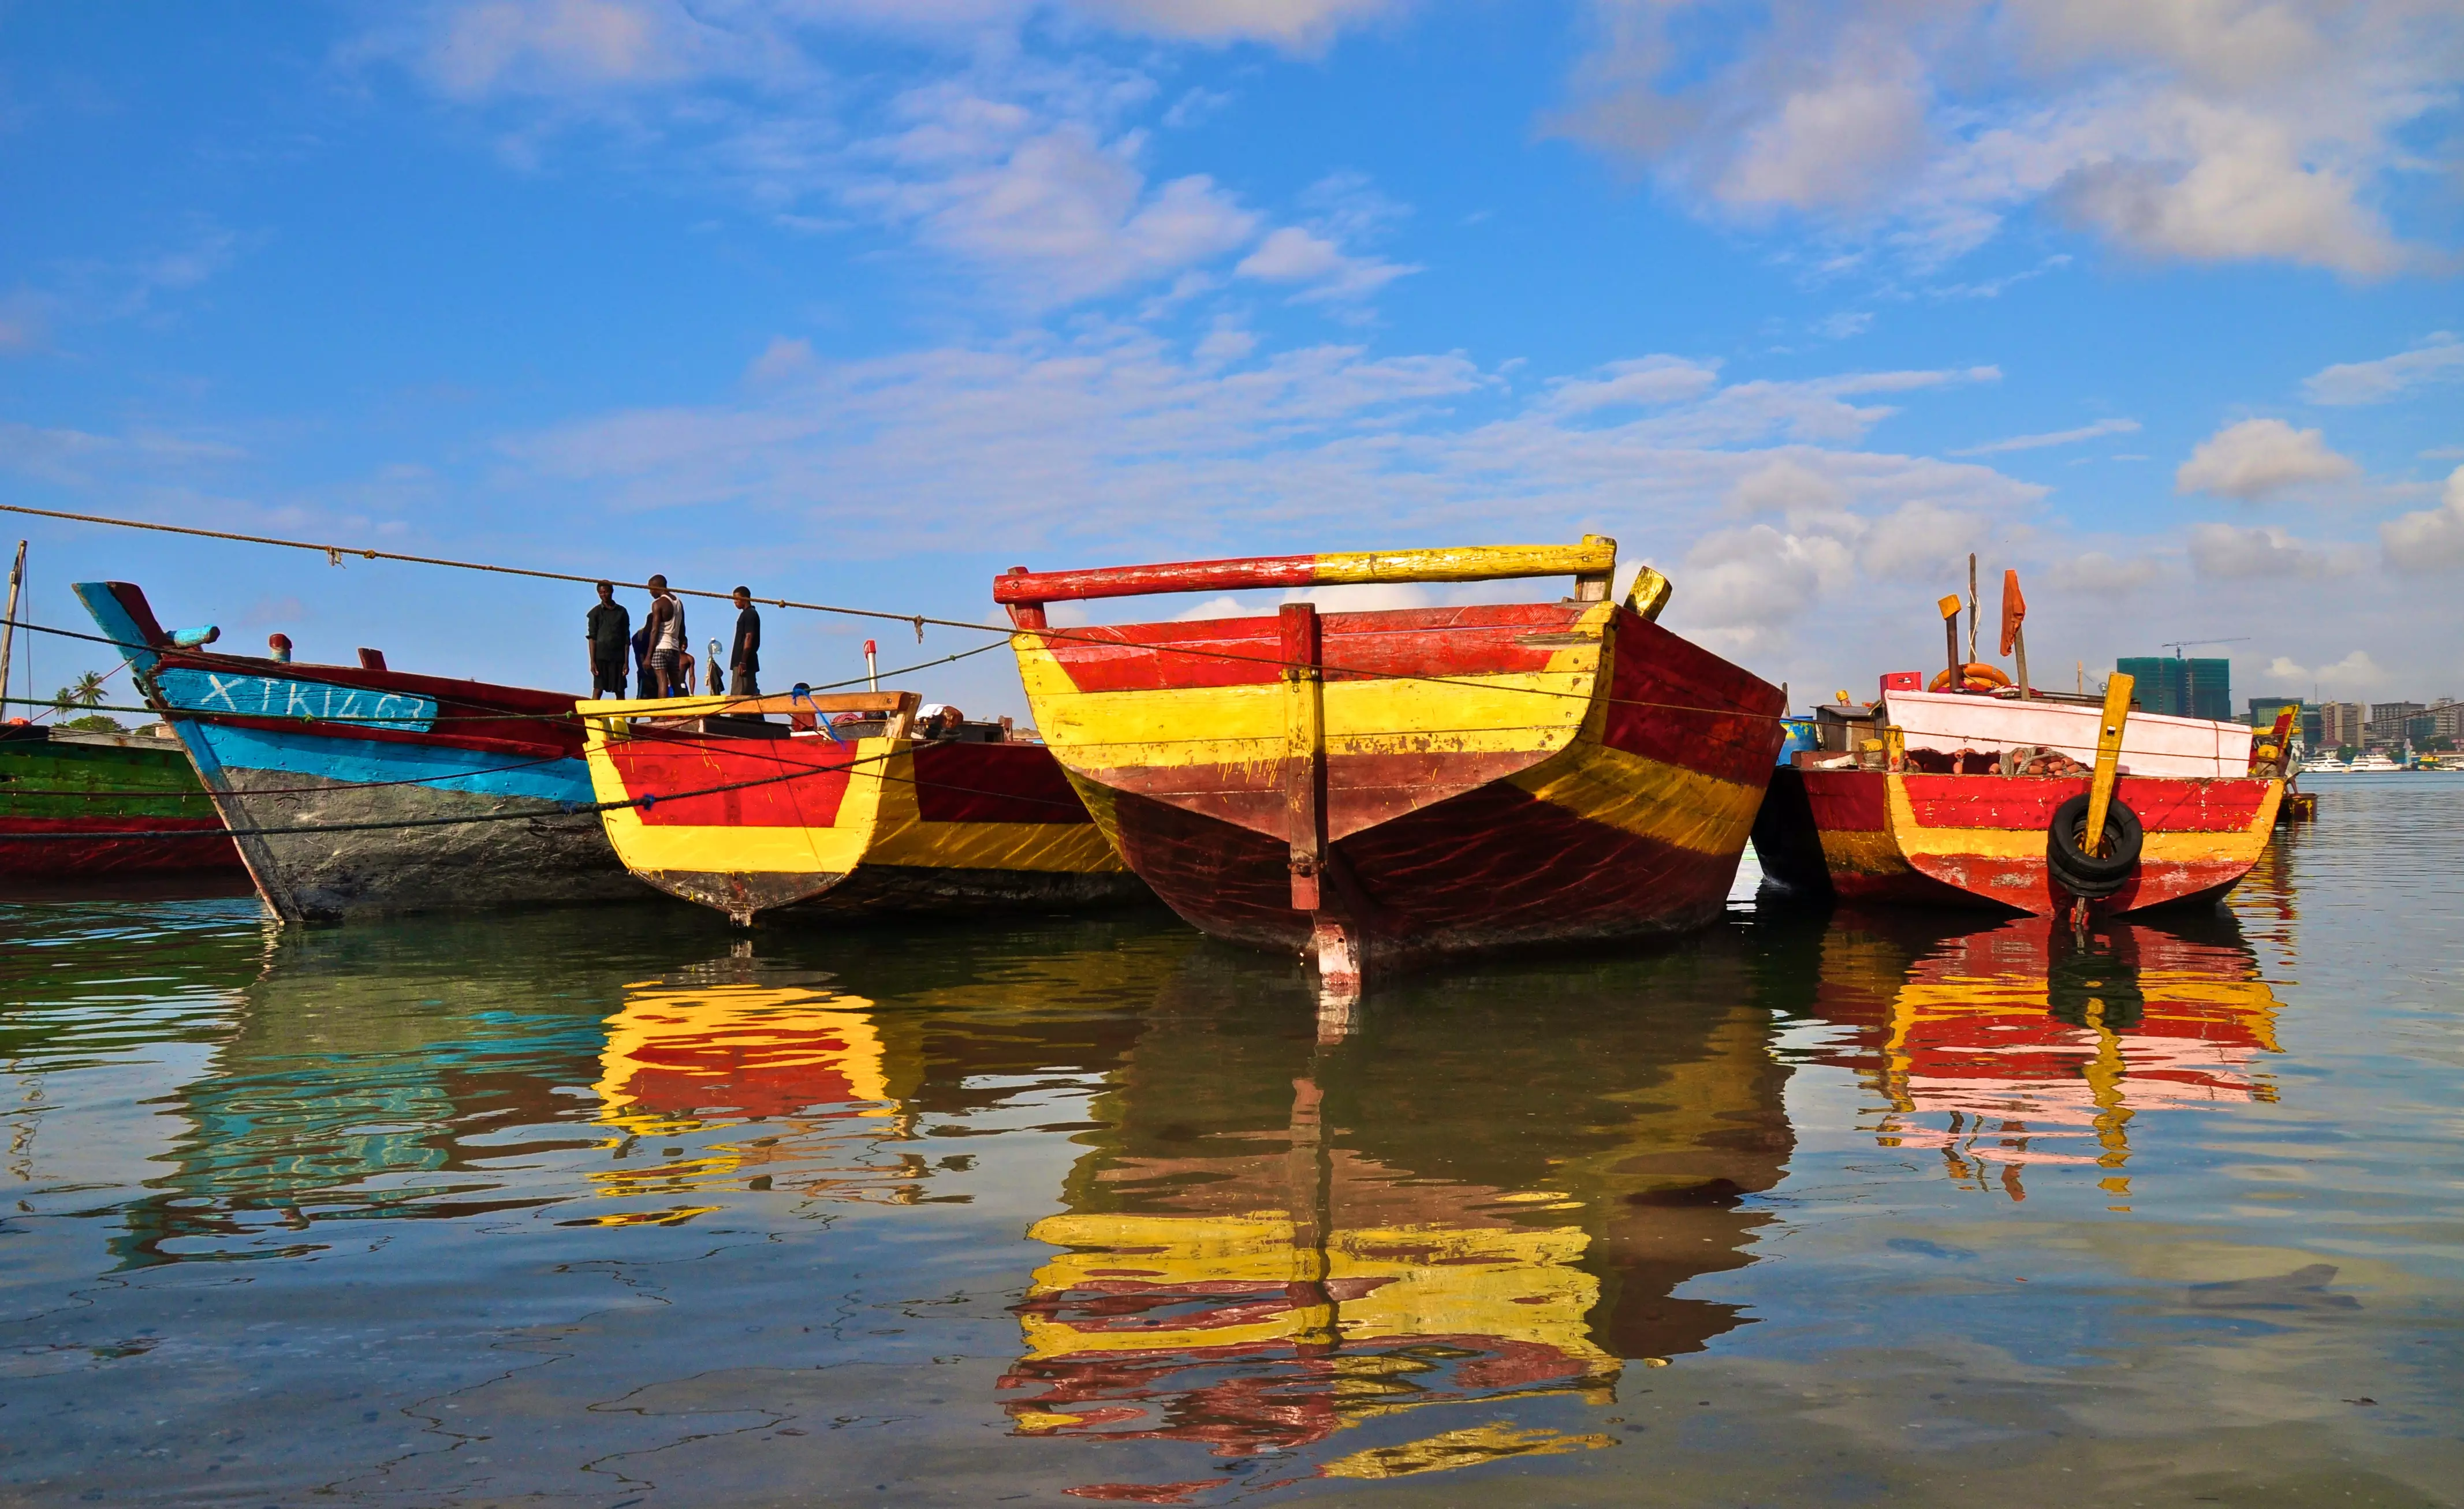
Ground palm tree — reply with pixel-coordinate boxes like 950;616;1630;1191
50;670;118;731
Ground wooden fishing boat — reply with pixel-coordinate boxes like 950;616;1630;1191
1753;591;2291;917
993;539;1787;993
0;723;242;877
577;689;1146;926
76;580;636;921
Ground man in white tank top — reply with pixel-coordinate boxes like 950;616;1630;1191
645;574;687;697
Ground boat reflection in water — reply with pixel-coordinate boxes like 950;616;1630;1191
1801;910;2282;1205
996;959;1794;1501
585;959;927;1220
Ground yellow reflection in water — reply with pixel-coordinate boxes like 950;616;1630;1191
587;974;923;1213
1818;917;2284;1204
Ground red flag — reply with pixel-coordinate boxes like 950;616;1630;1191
1997;570;2026;656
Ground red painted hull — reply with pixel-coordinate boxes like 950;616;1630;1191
0;816;238;877
1754;766;2280;916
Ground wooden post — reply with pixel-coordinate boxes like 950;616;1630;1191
1966;553;1979;665
1939;594;1962;687
0;540;24;716
2085;673;2134;854
1281;602;1363;1007
1282;602;1325;908
2012;627;2030;702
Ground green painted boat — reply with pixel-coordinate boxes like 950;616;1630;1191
0;723;241;877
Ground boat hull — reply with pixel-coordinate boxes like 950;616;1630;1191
0;730;241;877
77;580;635;921
1015;599;1785;969
1754;766;2280;916
581;720;1147;925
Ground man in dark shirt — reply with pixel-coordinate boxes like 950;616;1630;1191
728;587;762;697
586;582;631;699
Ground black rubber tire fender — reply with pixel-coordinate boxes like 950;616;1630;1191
2047;792;2142;898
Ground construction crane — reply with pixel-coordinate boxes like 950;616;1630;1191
2161;637;2249;656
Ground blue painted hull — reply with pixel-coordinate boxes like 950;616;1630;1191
77;579;645;922
173;723;642;921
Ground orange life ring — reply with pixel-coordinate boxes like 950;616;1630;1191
1928;662;2012;693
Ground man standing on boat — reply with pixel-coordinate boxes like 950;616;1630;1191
586;581;629;700
645;575;685;697
728;586;761;698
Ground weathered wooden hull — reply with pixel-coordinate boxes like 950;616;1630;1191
0;729;241;876
581;717;1147;925
1754;766;2280;916
77;580;635;921
1013;599;1786;970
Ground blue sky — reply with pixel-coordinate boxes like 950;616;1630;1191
3;0;2459;722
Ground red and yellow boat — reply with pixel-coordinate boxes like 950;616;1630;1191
994;539;1787;992
579;689;1146;926
1754;577;2291;917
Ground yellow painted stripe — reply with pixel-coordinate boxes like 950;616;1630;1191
1310;539;1615;586
1507;738;1766;857
583;724;1126;879
1014;605;1609;772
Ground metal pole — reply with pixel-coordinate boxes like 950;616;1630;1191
863;638;878;693
0;540;24;717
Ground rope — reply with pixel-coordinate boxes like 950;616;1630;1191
1;619;1007;727
0;724;1097;841
0;742;906;842
3;502;1787;725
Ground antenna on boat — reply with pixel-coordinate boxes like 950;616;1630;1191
864;638;879;692
0;540;23;719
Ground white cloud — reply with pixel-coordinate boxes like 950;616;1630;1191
1951;417;2140;456
2187;521;2364;578
1726;455;1846;515
745;335;817;384
2175;418;2359;500
1542;356;1723;415
1233;226;1414;304
858;118;1259;304
2303;334;2464;406
2380;464;2464;572
1071;0;1406;51
1549;0;2454;272
416;0;777;97
2262;649;2386;694
2044;551;2168;595
493;326;2037;583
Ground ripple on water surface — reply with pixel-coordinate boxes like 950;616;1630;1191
1;780;2459;1506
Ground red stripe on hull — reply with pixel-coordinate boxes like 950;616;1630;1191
1041;604;1590;693
609;737;853;827
1754;768;2271;917
1105;777;1741;963
1899;774;2270;832
0;817;240;876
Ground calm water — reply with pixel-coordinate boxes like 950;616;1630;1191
4;776;2459;1506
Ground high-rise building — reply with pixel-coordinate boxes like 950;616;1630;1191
2366;701;2425;748
2318;701;2367;750
2117;656;2231;719
2431;699;2463;744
